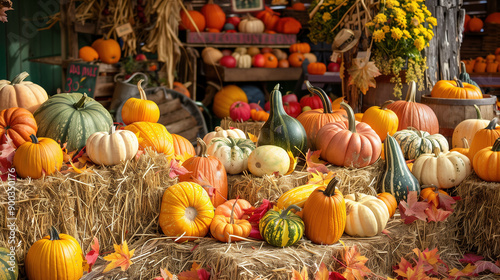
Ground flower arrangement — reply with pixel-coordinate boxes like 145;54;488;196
366;0;437;98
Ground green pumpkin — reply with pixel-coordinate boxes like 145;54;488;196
259;204;305;247
0;247;18;280
34;93;113;152
380;134;420;203
257;84;307;157
458;61;480;89
393;128;449;160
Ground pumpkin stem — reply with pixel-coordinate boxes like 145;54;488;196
280;204;301;218
404;81;417;103
486;118;498;130
492;138;500;152
49;226;61;241
305;80;333;114
74;93;88;109
380;100;394;110
460;61;467;74
340;101;356;133
196;137;209;157
473;105;482;120
454;78;464;88
215;126;223;132
110;125;116;134
11;71;30;84
323;176;340;197
30;134;39;144
433;147;441;157
354;192;360;202
461;137;470;149
229;198;239;225
137;79;148;100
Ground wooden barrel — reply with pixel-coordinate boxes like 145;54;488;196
420;94;499;145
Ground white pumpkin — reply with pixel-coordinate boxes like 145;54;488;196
234;47;247;55
247;145;290;176
344;193;389;237
238;16;265;33
202;126;246;144
207;137;255;174
411;148;472;189
232;52;252;68
86;126;139;165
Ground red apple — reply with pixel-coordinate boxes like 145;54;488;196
249;103;264;111
264;101;270;112
261;47;272;54
283;101;302;118
220;55;237;68
282;91;298;103
226;16;241;27
221;49;233;56
328;62;340;72
252;54;266;68
230;101;251;122
135;53;147;61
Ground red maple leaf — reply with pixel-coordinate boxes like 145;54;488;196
0;134;16;181
437;192;457;211
394;257;415;278
243;199;274;240
472;260;500;275
169;159;190;178
85;237;100;272
399;191;430;224
425;204;452;222
306;149;329;174
178;262;210;280
459;253;484;264
413;248;448;276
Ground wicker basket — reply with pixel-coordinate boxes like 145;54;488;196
220;118;265;137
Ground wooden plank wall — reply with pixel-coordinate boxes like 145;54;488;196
0;0;62;95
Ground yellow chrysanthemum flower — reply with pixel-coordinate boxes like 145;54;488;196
374;13;388;24
373;29;386;42
365;22;375;28
391;27;404;40
382;25;390;33
411;16;420;27
414;36;425;51
427;16;437;26
413;28;421;35
403;30;411;39
322;12;332;21
405;2;419;13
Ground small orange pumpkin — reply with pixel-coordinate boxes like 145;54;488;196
173;81;191;99
288;52;305;67
210;198;252;242
468;17;483;32
307;62;327;75
172;134;196;157
263;53;279;68
291;2;306;10
420;185;449;207
275;17;302;34
377;192;397;218
121;79;160;125
289;42;311;54
180;9;206;32
473;58;487;73
430;78;482;99
214;199;255;219
95;38;121;64
485;12;500;24
79;46;99;62
487;61;499;73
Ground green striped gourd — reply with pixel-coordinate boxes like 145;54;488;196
257;84;307;157
259;205;305;247
277;183;322;210
34;93;113;152
206;137;256;174
0;247;18;280
393;127;449;160
380;134;420;203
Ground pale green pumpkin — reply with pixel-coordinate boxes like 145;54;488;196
206;137;256;174
247;145;290;176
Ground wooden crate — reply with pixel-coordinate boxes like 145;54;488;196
94;63;120;109
460;23;500;59
204;64;302;82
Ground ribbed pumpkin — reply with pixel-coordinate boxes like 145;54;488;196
361;100;399;142
275;17;302;34
302;177;346;245
412;148;472;189
172;133;196;157
247;145;291;176
0;72;48;113
289;42;311;54
255;6;280;31
25;226;83;280
380;134;420;203
210;198;252;242
34;93;113;152
452;105;491;148
316;102;381;167
307;62;327;75
258;84;307;157
201;0;225;31
259;205;305;247
206;137;255;174
485;12;500;24
238;15;265;33
213;85;248;119
0;247;18;280
297;81;347;151
123;122;174;158
203;126;246;144
393;128;449;160
431;78;482;99
344;193;390;237
86;126;139;166
180;8;206;32
277;183;324;210
468;118;500;162
159;182;214;242
93;38;121;64
178;138;228;208
377;192;397;218
13;135;63;179
121;79;160;125
420;185;449;207
458;61;480;88
451;138;470;156
215;199;254;219
473;138;500;182
386;81;439;134
0;107;37;148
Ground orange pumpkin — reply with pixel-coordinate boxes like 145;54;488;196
78;46;99;62
172;133;196;157
468;118;500;162
173;81;191;99
250;109;269;121
275;17;302;34
485;12;500;24
213;85;248;119
201;0;225;31
288;52;305;67
214;199;255;219
486;54;496;62
451;138;470;156
0;107;38;148
91;38;105;54
180;9;206;32
291;2;306;10
430;78;482;99
121;80;160;124
263;53;279;68
487;61;499;73
496;47;500;55
377;192;397;218
462;59;475;73
473;138;500;182
255;6;280;31
474;58;487;73
95;38;121;64
210;199;252;242
123;122;175;158
464;14;471;32
307;62;327;75
178;138;228;208
289;42;311;54
420;185;449;207
468;17;483;32
13;134;63;179
361;100;399;142
332;96;344;110
278;59;290;68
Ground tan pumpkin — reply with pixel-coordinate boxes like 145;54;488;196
344;193;390;237
452;105;491;148
303;53;317;63
0;72;48;113
202;47;224;65
86;126;139;166
203;126;246;144
238;15;265;33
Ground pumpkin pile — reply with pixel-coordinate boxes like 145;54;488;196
79;38;122;64
461;48;500;73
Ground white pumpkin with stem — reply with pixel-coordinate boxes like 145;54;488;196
238;14;265;33
86;125;139;165
344;193;390;237
411;147;472;189
206;137;255;174
202;126;246;144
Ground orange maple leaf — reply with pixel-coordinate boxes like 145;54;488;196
65;161;88;174
307;170;336;186
291;267;309;280
160;267;175;280
305;149;329;174
342;245;371;280
102;240;135;273
286;150;298;175
449;263;476;277
247;132;258;143
315;262;329;280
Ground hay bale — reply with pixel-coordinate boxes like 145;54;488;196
0;150;176;266
220;118;265;137
328;159;385;195
228;171;309;204
450;174;500;260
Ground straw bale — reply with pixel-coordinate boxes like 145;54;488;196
450;173;500;260
0;150;176;266
220;118;265;137
328;159;385;196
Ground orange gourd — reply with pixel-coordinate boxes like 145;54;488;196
172;133;196;157
201;0;225;31
159;182;215;242
210;198;252;242
420;185;449;207
473;138;500;182
278;59;289;68
121;79;160;124
250;109;269;121
289;42;311;54
474;59;487;72
377;192;397;218
487;61;499;73
215;199;255;219
173;82;191;99
296;81;347;149
361;100;399;142
468;118;500;162
12;134;63;179
178;138;228;208
468;17;483;32
0;107;37;148
180;9;206;32
302;177;346;245
255;6;280;31
78;46;99;62
263;53;279;68
307;62;327;75
95;38;121;64
213;85;248;119
275;17;302;34
485;12;500;24
123;122;175;158
486;54;496;62
462;59;475;73
430;78;482;99
288;52;305;67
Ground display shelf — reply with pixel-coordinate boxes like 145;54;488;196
302;72;342;89
182;31;296;48
204;64;302;82
470;73;500;88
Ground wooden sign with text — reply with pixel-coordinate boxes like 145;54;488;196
186;32;296;45
65;62;99;97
